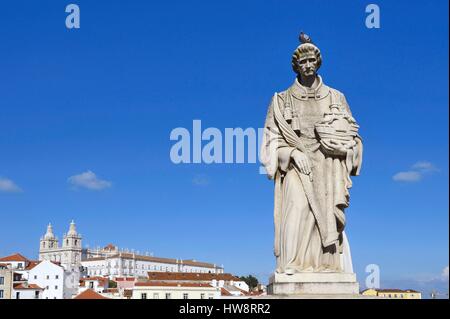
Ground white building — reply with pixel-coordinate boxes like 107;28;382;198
28;260;79;299
78;276;109;294
36;223;225;280
12;283;43;299
0;253;30;271
39;221;83;271
132;282;221;299
145;272;250;297
82;251;224;279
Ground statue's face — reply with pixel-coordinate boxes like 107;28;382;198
297;55;318;77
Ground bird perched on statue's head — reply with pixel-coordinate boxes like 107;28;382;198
299;32;312;44
292;31;322;73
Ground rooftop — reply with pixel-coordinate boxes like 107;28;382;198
0;253;30;262
135;281;214;288
146;272;241;282
74;289;110;299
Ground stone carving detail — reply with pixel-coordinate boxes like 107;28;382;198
261;32;363;295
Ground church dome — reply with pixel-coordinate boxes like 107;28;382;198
44;223;55;240
67;220;78;237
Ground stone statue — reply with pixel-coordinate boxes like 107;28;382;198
261;33;363;295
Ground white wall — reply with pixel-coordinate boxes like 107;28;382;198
82;257;222;278
12;288;42;299
27;260;79;299
132;286;220;299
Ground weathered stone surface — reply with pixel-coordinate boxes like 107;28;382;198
268;272;359;295
260;32;363;296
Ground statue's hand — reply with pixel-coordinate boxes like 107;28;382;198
291;150;311;176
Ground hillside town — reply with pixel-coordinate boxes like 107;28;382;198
0;221;266;299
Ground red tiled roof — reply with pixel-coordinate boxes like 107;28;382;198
74;289;110;299
104;244;117;251
135;281;213;288
147;272;241;282
25;261;40;270
13;283;43;290
221;288;232;296
0;253;29;262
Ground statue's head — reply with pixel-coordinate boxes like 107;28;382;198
292;32;322;78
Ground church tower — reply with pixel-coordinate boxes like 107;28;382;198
62;220;82;268
38;221;83;270
39;223;59;255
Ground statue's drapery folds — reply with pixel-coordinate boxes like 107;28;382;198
260;77;363;274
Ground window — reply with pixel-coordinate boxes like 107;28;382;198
200;293;205;299
46;286;49;290
183;293;188;299
34;275;37;279
0;290;4;299
141;293;147;299
55;275;59;279
18;263;23;269
165;293;171;299
46;275;49;279
0;277;4;285
89;282;94;289
35;291;39;299
16;292;20;299
55;286;58;290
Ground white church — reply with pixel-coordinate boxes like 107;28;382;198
38;222;224;279
39;221;83;271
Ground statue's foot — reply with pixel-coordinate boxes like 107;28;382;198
284;268;296;275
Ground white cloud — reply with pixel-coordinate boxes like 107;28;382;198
392;171;422;182
412;161;439;172
0;177;22;193
68;170;112;190
393;161;439;182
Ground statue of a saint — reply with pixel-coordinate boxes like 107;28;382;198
261;33;363;277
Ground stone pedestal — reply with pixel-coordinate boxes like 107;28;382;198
268;272;359;296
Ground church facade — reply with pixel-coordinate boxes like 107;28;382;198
38;221;84;270
38;222;224;278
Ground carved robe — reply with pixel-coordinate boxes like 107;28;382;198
260;76;363;273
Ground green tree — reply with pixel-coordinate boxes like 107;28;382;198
239;275;259;290
108;280;117;288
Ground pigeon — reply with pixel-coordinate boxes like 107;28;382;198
299;32;312;44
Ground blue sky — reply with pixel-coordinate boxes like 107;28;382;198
0;1;448;295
